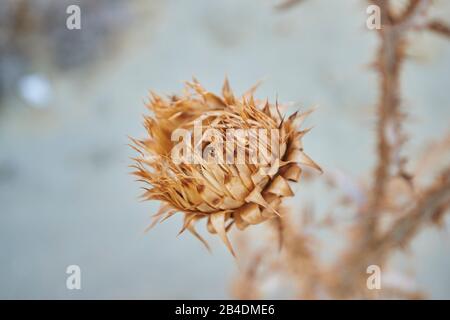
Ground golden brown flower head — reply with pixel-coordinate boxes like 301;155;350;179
131;78;321;255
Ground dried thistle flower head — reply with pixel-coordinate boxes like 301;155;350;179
131;78;321;255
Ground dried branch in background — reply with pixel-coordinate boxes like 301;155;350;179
232;0;450;299
379;168;450;249
427;20;450;38
275;0;304;11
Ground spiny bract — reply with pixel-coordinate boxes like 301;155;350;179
131;78;321;255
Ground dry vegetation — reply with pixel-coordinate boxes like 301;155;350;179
232;0;450;299
131;79;322;257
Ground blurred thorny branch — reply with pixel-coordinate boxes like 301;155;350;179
233;0;450;299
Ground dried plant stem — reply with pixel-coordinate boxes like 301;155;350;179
366;0;431;237
377;167;450;250
325;0;441;298
328;167;450;298
275;0;304;11
428;20;450;38
279;216;322;298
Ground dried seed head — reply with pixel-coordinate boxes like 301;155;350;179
131;78;321;255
